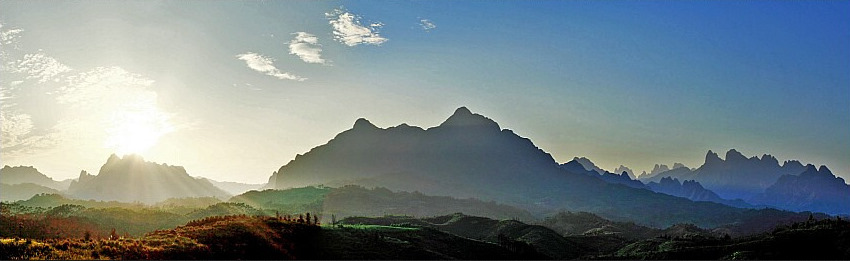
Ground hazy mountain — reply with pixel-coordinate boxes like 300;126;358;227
560;160;647;189
265;107;812;228
638;163;691;179
646;177;751;208
201;178;265;195
641;149;808;201
0;183;60;202
0;165;69;190
750;165;850;215
67;154;230;204
614;165;635;179
672;163;689;170
572;157;607;175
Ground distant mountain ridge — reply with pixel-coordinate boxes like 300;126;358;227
560;159;647;189
750;165;850;215
646;177;751;208
265;107;819;228
0;165;70;190
641;149;808;201
67;154;230;204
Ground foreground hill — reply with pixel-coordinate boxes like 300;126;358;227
0;215;537;260
342;213;585;259
67;154;230;204
265;107;820;228
609;216;850;259
230;185;535;222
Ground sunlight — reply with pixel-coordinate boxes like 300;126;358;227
104;104;173;156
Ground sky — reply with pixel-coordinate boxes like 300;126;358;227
1;1;848;184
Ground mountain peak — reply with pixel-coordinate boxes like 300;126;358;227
454;106;472;116
817;165;833;175
704;150;723;165
438;107;500;130
725;149;747;162
353;118;378;130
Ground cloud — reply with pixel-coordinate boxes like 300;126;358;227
420;19;436;32
326;8;388;46
57;67;154;106
8;53;72;83
53;66;175;153
0;23;24;46
0;110;60;154
289;32;327;64
236;52;306;81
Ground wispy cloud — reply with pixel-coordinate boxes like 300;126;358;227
8;53;72;83
0;25;177;158
236;52;306;81
289;32;327;64
326;8;388;47
54;66;175;153
0;23;24;46
420;19;436;32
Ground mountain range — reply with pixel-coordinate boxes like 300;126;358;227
2;106;847;226
66;154;230;204
265;107;847;226
641;149;807;200
750;164;850;214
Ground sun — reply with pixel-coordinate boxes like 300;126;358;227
105;107;173;156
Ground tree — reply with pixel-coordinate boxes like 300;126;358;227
110;228;118;240
314;215;319;225
331;214;337;226
84;230;92;241
306;213;311;225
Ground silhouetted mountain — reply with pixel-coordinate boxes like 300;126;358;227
265;107;814;229
641;149;808;201
572;157;607;175
0;165;68;190
67;154;230;204
560;159;647;189
614;165;635;179
639;163;691;179
750;165;850;215
201;178;264;195
646;177;751;208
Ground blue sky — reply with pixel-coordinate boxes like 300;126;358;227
1;1;848;183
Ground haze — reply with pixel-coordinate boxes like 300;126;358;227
1;1;848;183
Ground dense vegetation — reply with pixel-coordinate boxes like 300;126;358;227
606;215;850;259
2;186;847;259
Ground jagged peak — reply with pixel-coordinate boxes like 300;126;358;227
705;150;723;164
817;165;833;175
782;160;804;169
804;164;818;172
353;118;378;130
107;153;121;163
454;106;472;116
438;107;500;130
725;149;747;162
